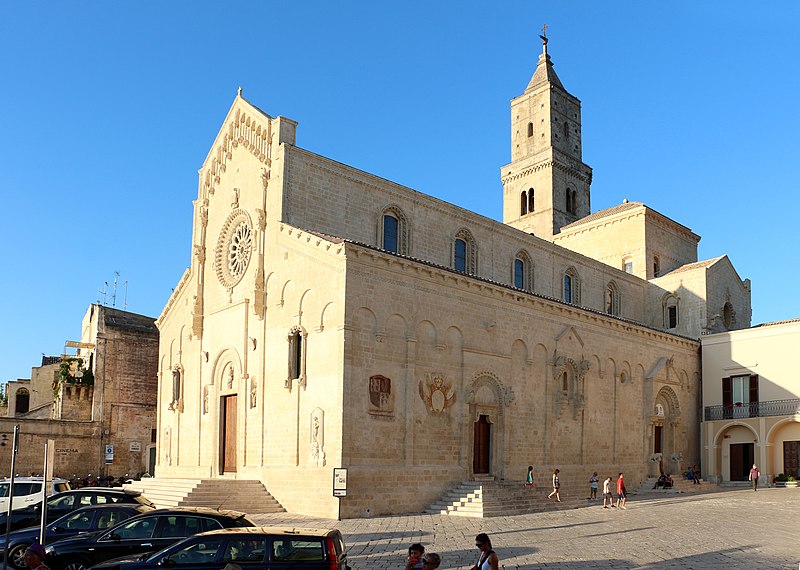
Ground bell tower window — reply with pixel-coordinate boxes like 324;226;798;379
527;122;533;137
520;191;528;215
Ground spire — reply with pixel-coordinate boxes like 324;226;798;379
525;25;565;92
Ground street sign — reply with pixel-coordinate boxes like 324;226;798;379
104;444;114;464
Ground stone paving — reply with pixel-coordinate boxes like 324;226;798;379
250;487;800;569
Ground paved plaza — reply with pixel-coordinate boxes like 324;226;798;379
250;487;799;569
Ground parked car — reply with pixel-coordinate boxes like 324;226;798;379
0;477;71;511
0;504;153;570
43;507;254;570
91;526;350;570
0;488;154;533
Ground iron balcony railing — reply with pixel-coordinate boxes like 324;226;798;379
704;398;800;421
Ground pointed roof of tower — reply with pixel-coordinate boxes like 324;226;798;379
525;33;565;92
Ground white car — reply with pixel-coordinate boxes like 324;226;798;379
0;477;71;511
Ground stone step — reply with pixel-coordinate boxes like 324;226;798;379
125;478;285;514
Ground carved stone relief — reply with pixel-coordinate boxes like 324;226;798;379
419;372;456;414
368;375;393;417
310;407;326;467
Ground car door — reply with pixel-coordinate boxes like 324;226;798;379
151;516;220;552
268;537;328;570
155;535;227;570
89;515;159;565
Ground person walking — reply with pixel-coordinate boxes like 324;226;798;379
547;469;561;501
470;533;499;570
602;476;615;509
525;465;534;489
749;464;760;491
615;472;627;509
589;472;599;500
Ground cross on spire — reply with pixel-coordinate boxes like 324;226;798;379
539;23;549;55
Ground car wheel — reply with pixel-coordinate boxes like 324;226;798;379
8;543;30;570
63;560;88;570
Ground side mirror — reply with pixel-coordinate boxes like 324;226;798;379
51;526;63;533
157;557;175;567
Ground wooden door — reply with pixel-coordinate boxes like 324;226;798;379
784;441;800;478
473;415;491;474
654;425;663;454
222;395;238;473
729;443;753;481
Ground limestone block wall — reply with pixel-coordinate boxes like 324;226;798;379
156;222;346;519
647;269;708;338
339;243;700;516
642;214;698;277
703;259;751;332
55;385;93;421
280;146;646;322
0;418;101;478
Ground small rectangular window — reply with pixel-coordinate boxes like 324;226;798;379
667;306;677;328
624;262;633;274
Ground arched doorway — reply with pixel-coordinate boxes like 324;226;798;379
467;373;510;480
713;423;759;482
650;386;681;476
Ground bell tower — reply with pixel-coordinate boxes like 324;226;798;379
501;31;592;240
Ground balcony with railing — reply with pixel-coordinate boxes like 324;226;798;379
704;398;800;421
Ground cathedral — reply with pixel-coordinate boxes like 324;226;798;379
154;39;751;518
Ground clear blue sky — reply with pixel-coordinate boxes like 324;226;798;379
2;1;798;383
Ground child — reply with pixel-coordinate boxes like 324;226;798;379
405;543;425;570
589;472;598;499
526;465;534;489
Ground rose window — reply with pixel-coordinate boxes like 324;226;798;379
215;209;254;288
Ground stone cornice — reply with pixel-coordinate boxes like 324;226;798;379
501;159;592;186
346;242;699;350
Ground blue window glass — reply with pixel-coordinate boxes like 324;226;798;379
454;239;467;272
564;274;572;303
383;215;398;253
514;259;524;289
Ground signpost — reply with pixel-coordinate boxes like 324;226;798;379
40;439;55;545
333;468;347;521
104;444;114;464
3;425;20;569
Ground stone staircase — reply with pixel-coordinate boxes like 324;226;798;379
125;478;284;514
425;480;592;517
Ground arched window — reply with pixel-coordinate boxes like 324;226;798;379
528;188;534;212
566;188;572;213
453;228;477;274
527;122;533;137
520;191;528;215
565;188;577;214
563;267;580;304
653;256;661;278
378;205;409;255
563;121;570;139
606;281;620;316
513;250;533;291
663;294;679;329
15;388;30;415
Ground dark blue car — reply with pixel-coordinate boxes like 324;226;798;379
0;504;152;570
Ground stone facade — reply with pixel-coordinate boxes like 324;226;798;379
155;41;748;518
701;319;800;485
0;305;158;479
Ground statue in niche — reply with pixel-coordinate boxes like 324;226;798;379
202;385;209;415
250;378;257;408
226;366;234;390
310;407;326;466
163;426;172;466
419;373;456;414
